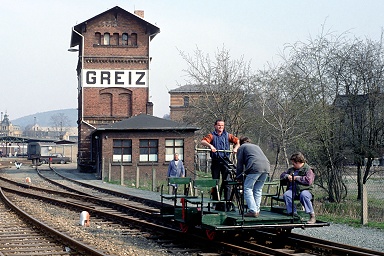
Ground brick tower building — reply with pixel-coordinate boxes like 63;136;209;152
70;6;160;170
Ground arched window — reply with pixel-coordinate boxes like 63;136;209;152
122;33;128;45
103;33;110;45
130;33;137;46
183;96;189;107
113;33;119;45
95;32;101;45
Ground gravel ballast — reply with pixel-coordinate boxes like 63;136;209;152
293;223;384;252
1;162;384;254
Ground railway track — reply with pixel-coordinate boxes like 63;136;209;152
0;170;207;255
0;187;110;256
1;166;383;255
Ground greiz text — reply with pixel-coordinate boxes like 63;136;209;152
83;69;148;87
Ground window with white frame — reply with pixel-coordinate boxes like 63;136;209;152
165;139;184;161
113;139;132;163
122;33;128;45
103;33;110;45
139;139;158;162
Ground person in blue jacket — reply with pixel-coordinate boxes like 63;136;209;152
167;153;185;194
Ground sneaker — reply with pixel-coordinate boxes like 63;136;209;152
307;213;316;224
244;211;259;217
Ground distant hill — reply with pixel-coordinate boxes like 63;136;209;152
11;108;77;128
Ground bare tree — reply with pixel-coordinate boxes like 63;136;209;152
332;36;384;199
279;28;384;202
50;113;70;139
176;29;384;206
178;46;256;137
276;27;348;202
253;64;316;180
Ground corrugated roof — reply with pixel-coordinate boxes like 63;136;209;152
96;113;199;131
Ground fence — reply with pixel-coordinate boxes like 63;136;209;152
101;155;384;225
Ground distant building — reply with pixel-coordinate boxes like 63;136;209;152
0;112;25;157
0;112;22;137
169;84;203;122
23;125;77;141
334;93;384;164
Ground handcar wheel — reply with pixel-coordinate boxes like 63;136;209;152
205;229;216;241
180;223;189;233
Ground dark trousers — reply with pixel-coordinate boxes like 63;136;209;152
211;159;232;201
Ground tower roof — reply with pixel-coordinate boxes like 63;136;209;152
1;113;10;126
70;6;160;48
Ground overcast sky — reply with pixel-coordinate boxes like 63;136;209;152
1;1;384;121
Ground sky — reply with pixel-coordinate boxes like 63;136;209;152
1;1;384;121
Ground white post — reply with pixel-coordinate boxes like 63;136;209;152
120;162;124;186
108;159;111;182
101;158;105;181
361;183;368;225
136;165;140;188
152;165;156;192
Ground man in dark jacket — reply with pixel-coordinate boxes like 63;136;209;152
236;137;270;217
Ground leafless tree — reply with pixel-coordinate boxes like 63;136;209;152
177;29;384;205
178;46;256;137
50;113;70;139
278;27;384;202
281;28;349;202
332;35;384;199
253;62;316;180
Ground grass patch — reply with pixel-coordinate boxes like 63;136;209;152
315;199;384;230
102;170;384;230
318;215;384;229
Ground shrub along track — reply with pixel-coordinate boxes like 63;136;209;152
1;166;384;256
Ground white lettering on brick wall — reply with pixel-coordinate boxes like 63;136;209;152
82;69;148;87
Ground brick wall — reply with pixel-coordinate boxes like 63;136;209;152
76;8;153;168
99;130;196;183
83;11;149;59
169;92;201;122
82;87;147;118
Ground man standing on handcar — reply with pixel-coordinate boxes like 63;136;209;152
201;119;240;210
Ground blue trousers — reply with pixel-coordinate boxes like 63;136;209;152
243;172;268;213
283;189;314;214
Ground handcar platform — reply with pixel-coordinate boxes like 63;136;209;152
174;203;329;233
160;155;329;238
201;208;329;231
